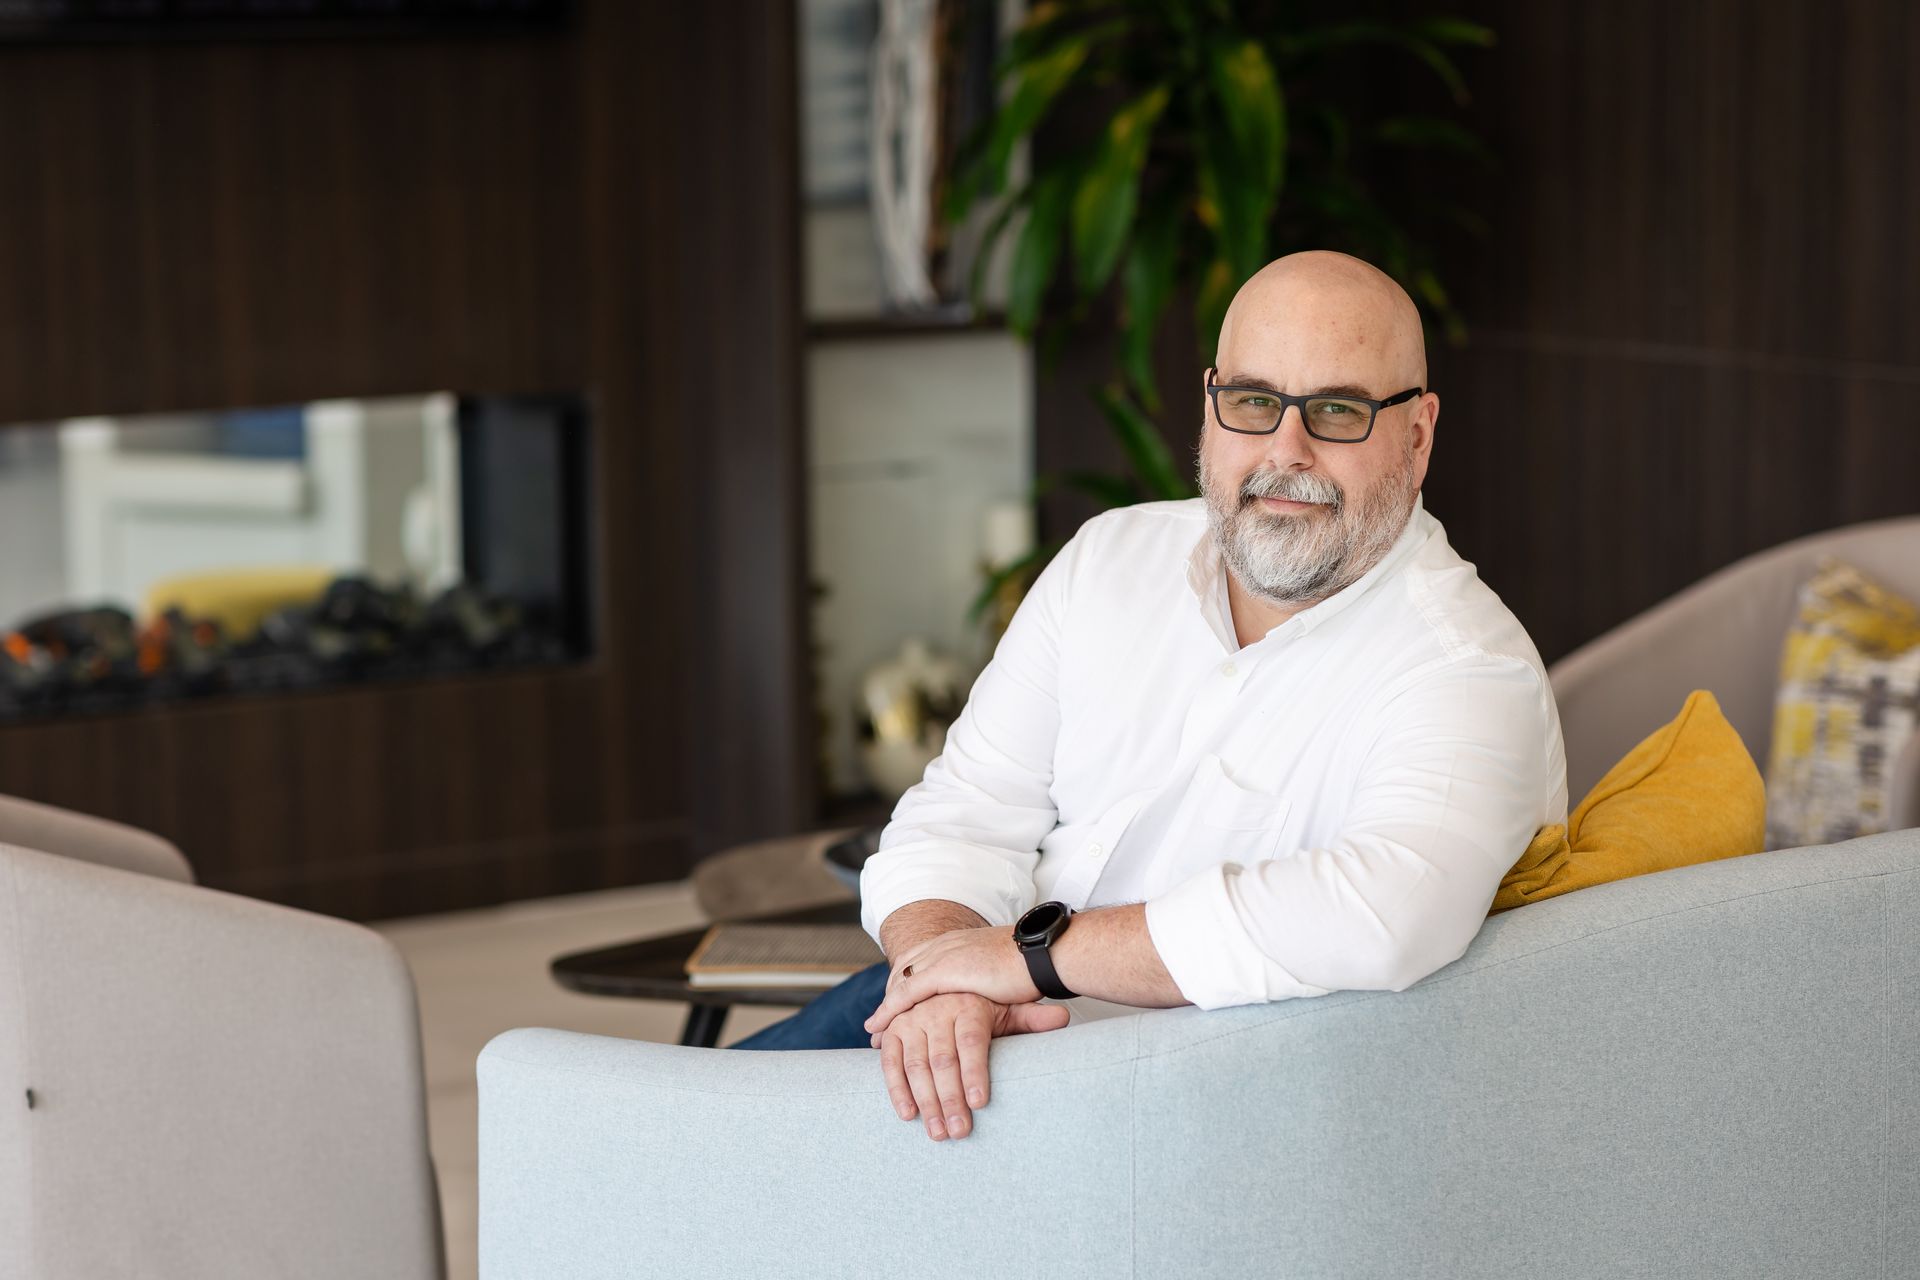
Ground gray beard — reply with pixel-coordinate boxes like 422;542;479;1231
1199;449;1419;608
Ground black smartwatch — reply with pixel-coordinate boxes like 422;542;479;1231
1013;900;1077;1000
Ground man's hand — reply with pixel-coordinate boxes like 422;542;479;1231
877;991;1068;1141
866;925;1039;1037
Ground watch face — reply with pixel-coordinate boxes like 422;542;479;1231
1015;901;1068;946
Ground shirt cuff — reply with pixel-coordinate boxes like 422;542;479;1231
1145;863;1330;1010
858;840;1038;946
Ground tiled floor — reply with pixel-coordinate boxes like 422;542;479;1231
375;880;792;1280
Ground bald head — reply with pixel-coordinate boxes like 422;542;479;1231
1199;251;1439;615
1216;250;1427;391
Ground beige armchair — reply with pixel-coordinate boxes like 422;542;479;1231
1549;514;1920;828
0;798;443;1280
0;794;193;884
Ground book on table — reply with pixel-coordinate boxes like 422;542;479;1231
684;922;884;989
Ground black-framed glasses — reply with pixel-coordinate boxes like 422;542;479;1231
1206;368;1423;443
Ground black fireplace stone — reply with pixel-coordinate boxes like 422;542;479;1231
0;576;573;722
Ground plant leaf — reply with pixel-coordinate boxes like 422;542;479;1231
1411;266;1451;312
1119;188;1182;410
1193;253;1236;362
999;12;1130;74
1300;101;1350;167
1283;21;1473;104
1194;127;1232;253
1069;83;1171;295
1205;38;1286;283
996;0;1072;68
1410;265;1465;342
963;184;1029;306
1280;20;1396;58
1373;115;1496;166
1210;38;1286;200
1008;169;1072;338
951;36;1091;218
985;38;1091;187
1408;16;1496;47
1055;469;1144;509
1095;383;1193;502
1398;38;1471;105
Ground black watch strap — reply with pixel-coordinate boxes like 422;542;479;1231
1022;937;1076;1001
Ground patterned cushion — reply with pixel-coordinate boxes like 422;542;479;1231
1764;559;1920;849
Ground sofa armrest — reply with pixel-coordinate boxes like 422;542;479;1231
481;830;1920;1280
0;844;442;1280
1889;731;1920;832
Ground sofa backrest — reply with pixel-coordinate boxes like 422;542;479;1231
478;828;1920;1279
1550;514;1920;799
0;793;192;883
1122;827;1920;1276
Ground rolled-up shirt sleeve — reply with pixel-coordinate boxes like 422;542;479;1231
859;528;1085;942
1145;655;1560;1010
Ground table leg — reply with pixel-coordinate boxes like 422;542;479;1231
679;1002;728;1048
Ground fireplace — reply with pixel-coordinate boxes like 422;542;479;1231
0;391;593;723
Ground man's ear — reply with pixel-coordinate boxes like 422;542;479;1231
1418;392;1439;453
1408;392;1439;487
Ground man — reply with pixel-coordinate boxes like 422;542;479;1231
735;250;1567;1148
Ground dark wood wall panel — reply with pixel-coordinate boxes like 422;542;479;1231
1421;340;1920;660
1456;0;1920;369
1419;0;1920;662
0;2;812;920
1035;0;1920;667
0;36;588;418
589;4;816;856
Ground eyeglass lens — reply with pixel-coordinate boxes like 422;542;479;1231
1214;389;1373;441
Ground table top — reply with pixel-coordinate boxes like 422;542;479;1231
549;898;867;1007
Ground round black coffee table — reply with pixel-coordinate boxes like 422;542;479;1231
549;898;866;1047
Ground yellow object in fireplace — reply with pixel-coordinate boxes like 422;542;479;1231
141;566;337;640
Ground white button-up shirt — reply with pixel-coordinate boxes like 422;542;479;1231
860;496;1567;1011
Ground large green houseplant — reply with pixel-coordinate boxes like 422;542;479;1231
956;1;1495;621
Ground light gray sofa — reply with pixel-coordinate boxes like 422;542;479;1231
479;826;1920;1279
482;518;1920;1276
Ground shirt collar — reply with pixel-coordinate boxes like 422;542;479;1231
1184;493;1434;649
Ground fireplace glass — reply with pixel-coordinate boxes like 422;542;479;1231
0;392;592;722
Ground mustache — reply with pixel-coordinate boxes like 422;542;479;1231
1239;468;1344;510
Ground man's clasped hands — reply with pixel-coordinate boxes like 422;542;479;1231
862;900;1066;1143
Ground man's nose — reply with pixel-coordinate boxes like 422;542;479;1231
1258;404;1318;471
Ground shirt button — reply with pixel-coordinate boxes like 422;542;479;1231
1084;842;1103;860
1220;661;1238;678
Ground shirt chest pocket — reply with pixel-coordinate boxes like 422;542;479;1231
1150;753;1294;886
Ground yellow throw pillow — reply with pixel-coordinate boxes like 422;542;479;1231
1491;690;1765;914
141;565;337;640
1763;558;1920;850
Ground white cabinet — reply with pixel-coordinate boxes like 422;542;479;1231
808;331;1032;796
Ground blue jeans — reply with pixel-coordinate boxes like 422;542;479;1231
729;961;891;1050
